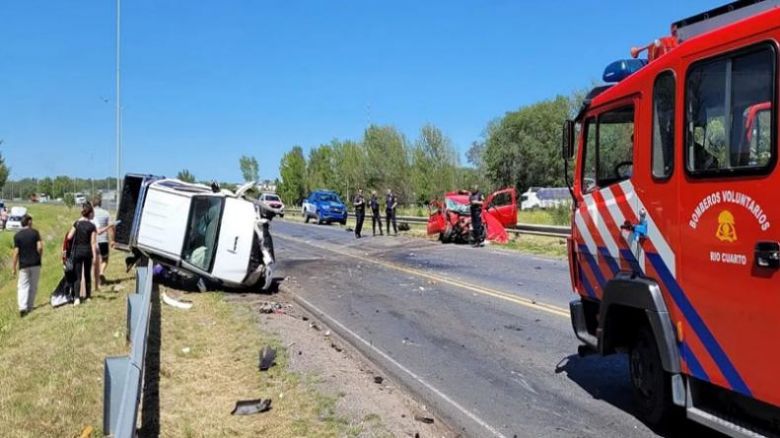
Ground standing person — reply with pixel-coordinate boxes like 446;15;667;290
369;190;383;236
91;197;113;288
469;185;485;247
385;189;398;236
353;188;366;238
12;215;42;317
67;203;98;305
0;206;8;231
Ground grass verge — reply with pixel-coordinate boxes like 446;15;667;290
0;204;361;437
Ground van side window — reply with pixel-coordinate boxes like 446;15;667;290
685;45;775;175
582;118;597;191
597;106;635;186
653;72;675;178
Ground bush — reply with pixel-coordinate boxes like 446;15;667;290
63;193;75;208
549;203;572;226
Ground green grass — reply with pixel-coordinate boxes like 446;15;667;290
0;204;374;437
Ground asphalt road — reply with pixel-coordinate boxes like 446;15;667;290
270;219;718;438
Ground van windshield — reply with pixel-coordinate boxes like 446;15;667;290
182;196;224;272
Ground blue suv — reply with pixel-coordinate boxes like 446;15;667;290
302;190;348;225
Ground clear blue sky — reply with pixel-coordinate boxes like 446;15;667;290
0;1;717;182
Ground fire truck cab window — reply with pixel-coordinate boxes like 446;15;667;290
653;72;675;178
685;45;775;175
582;118;597;192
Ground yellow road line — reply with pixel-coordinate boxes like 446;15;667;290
275;232;571;319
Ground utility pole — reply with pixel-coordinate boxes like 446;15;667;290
115;0;122;201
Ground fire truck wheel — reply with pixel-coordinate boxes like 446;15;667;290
629;325;675;427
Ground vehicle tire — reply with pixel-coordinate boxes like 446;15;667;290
280;213;284;218
304;211;310;223
629;324;677;428
315;213;323;225
340;220;347;226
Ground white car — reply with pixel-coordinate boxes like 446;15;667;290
258;193;285;218
5;206;27;231
74;193;87;205
115;174;275;290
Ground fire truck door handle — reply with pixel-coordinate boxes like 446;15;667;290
754;241;780;269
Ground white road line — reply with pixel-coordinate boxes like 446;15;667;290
295;294;509;438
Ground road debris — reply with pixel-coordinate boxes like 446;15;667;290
259;346;277;371
79;425;94;438
324;330;331;337
259;301;285;314
413;415;434;424
231;398;272;415
309;322;320;331
374;376;384;384
162;291;193;310
330;342;343;352
181;347;191;354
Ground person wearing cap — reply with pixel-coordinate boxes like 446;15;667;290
353;188;366;238
12;214;42;317
369;190;383;236
469;185;485;247
385;189;398;236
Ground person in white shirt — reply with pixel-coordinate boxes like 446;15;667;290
91;197;114;288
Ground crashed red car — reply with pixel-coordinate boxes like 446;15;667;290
426;188;517;244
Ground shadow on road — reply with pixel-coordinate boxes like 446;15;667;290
556;353;724;437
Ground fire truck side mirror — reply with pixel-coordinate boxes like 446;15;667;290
562;120;575;160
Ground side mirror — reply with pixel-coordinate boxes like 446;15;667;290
561;120;575;160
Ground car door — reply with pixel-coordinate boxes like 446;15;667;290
677;44;780;406
484;188;517;227
427;200;446;235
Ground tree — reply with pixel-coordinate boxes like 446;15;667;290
307;145;336;191
363;125;410;201
483;95;572;192
239;155;259;182
177;169;196;183
0;140;8;195
278;146;307;205
410;124;458;203
39;177;53;197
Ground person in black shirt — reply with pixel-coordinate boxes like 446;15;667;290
353;188;366;238
67;203;98;305
385;189;398;236
369;190;383;236
469;185;485;247
12;215;42;317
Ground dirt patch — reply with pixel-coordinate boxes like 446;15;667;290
226;290;455;438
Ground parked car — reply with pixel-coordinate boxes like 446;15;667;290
74;192;87;205
427;188;517;244
301;190;347;225
5;206;28;231
115;174;275;290
258;192;285;218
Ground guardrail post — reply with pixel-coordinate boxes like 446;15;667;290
103;356;130;435
104;259;155;438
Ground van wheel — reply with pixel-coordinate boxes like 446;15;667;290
315;214;322;225
629;325;677;428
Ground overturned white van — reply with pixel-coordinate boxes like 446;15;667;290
115;174;275;290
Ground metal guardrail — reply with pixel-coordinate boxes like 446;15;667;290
347;212;571;238
103;259;154;437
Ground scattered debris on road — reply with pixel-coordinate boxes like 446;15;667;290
330;342;343;352
259;301;287;314
259;346;277;371
374;376;384;384
162;291;193;310
231;398;272;415
413;414;434;424
309;322;320;331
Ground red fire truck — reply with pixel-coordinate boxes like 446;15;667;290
562;1;780;435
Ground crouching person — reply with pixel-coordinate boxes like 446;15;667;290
12;214;42;317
